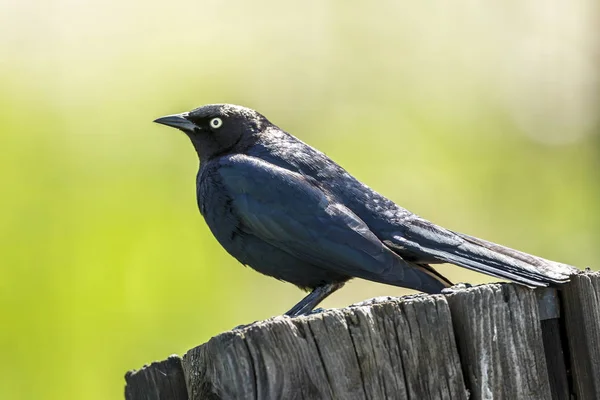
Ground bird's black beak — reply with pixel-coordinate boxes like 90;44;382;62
153;113;196;131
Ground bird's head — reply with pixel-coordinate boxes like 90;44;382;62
154;104;268;160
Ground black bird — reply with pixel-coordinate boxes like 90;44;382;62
154;104;578;316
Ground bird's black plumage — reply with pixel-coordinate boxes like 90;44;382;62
154;104;578;316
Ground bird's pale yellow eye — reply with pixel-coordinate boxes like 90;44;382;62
210;117;223;129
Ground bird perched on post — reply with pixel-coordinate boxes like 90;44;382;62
154;104;578;316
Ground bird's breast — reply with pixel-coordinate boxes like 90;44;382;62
196;166;245;253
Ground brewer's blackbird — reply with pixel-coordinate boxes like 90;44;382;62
154;104;578;316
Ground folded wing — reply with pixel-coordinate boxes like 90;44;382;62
218;155;450;293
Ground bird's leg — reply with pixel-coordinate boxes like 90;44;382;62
285;282;345;317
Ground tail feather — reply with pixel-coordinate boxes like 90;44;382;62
455;232;577;284
390;221;578;287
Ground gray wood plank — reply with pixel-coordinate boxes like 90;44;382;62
535;288;570;400
540;319;570;400
446;283;552;400
562;271;600;400
125;355;188;400
182;295;467;400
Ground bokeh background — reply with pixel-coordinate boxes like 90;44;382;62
1;1;598;398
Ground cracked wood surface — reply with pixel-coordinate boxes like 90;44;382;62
125;355;188;400
125;272;600;400
446;284;552;400
183;295;466;400
562;271;600;400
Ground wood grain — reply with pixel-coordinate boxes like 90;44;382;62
125;355;188;400
562;271;600;400
182;295;466;400
446;284;552;400
125;272;600;400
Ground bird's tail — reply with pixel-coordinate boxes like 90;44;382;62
438;231;578;287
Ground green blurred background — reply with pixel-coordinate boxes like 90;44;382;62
1;1;598;398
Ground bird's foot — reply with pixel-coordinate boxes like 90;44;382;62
285;283;344;317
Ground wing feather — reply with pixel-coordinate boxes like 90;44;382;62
217;155;449;292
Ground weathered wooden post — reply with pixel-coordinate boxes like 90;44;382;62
445;284;552;399
125;271;600;400
562;272;600;399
